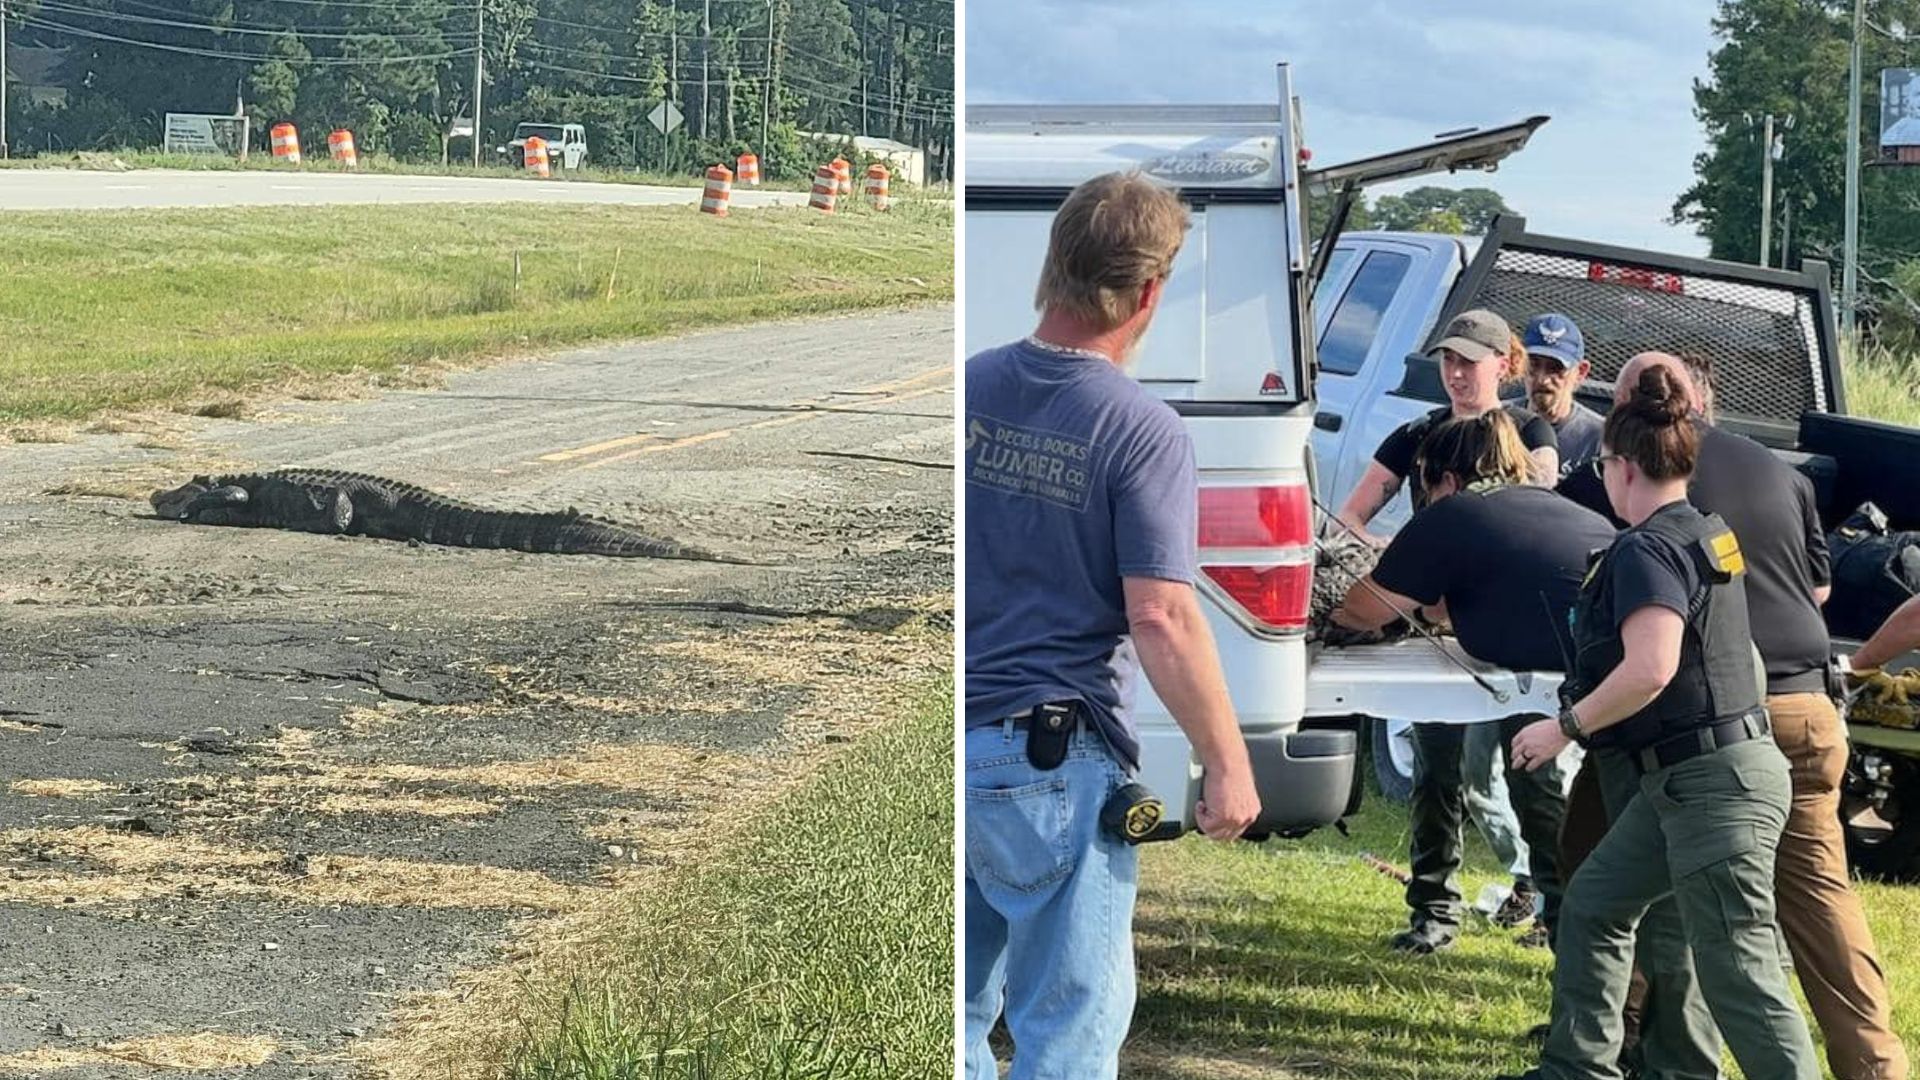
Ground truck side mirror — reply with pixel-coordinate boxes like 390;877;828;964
1394;353;1447;403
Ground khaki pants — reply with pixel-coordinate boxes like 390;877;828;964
1770;692;1908;1080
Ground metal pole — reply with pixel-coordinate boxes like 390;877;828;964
699;0;710;139
2;0;10;161
1844;0;1863;336
1782;199;1793;270
471;0;484;167
1760;112;1775;265
759;0;772;153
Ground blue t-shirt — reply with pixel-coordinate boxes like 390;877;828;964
963;339;1198;769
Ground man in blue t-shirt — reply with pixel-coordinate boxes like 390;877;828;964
1521;313;1605;479
964;172;1259;1080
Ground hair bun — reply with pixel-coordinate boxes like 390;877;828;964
1628;365;1691;426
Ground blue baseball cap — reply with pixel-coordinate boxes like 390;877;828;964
1522;313;1585;368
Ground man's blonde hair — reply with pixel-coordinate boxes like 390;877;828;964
1034;172;1189;332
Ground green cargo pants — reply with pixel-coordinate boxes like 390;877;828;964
1540;737;1818;1080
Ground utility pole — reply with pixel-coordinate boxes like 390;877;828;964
670;0;679;167
1760;112;1775;265
860;4;869;136
759;0;772;151
1782;199;1793;270
2;0;10;161
470;0;484;167
699;0;710;139
1844;0;1864;336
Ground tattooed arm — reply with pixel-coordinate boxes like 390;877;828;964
1334;460;1402;546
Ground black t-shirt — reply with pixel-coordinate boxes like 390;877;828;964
1581;506;1710;751
1689;425;1831;692
1370;484;1617;672
1553;423;1831;693
1374;404;1558;504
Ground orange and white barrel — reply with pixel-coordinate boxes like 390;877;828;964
327;129;358;169
524;136;550;178
809;164;838;213
270;123;301;165
735;152;760;186
831;156;852;197
864;164;891;211
701;164;733;217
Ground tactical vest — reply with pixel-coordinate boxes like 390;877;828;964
1569;502;1763;753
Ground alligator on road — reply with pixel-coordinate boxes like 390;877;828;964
150;469;761;564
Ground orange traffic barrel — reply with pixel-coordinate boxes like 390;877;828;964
270;122;301;164
702;164;733;217
864;164;891;211
809;164;838;213
831;156;852;196
327;129;358;169
736;152;760;186
524;136;550;178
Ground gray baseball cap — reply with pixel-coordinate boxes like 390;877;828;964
1427;308;1512;363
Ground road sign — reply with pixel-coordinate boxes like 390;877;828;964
1880;69;1920;164
647;100;684;135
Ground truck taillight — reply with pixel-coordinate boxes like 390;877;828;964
1198;484;1310;547
1196;480;1313;634
1588;261;1685;294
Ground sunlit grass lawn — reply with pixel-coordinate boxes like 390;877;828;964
1123;764;1920;1080
0;198;950;421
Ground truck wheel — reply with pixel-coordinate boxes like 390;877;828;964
1842;746;1920;882
1371;719;1413;805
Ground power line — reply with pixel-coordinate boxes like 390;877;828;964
34;0;470;40
20;13;472;63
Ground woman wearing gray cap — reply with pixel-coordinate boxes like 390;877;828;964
1333;308;1560;542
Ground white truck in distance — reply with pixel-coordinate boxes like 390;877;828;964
500;122;588;170
965;63;1866;841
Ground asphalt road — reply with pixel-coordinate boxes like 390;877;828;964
0;168;816;212
0;306;952;1078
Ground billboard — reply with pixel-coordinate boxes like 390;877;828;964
1880;68;1920;164
164;113;250;158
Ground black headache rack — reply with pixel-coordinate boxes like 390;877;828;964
1425;214;1844;448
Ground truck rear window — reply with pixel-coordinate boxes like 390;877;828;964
1318;251;1412;377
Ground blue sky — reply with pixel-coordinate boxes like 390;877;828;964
965;0;1723;256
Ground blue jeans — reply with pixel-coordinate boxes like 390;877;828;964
963;721;1139;1080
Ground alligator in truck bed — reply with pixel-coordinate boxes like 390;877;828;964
149;469;761;564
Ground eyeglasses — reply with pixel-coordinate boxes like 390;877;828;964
1589;454;1622;479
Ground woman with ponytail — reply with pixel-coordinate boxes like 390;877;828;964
1331;409;1613;955
1504;366;1819;1080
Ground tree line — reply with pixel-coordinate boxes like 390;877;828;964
3;0;953;182
1677;0;1920;346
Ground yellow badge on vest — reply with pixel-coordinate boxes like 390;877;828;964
1703;530;1745;579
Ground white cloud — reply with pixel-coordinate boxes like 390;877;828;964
965;0;1719;254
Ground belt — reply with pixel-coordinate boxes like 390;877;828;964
1004;701;1087;731
1632;707;1770;774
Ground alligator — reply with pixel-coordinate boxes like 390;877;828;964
149;469;761;564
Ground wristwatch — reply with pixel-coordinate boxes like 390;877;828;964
1557;705;1585;742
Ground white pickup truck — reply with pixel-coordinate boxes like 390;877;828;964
966;63;1909;844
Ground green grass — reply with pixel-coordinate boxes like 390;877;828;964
1842;338;1920;427
0;149;837;191
1123;762;1920;1079
504;678;955;1080
0;198;950;420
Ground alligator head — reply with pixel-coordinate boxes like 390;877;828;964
150;476;241;520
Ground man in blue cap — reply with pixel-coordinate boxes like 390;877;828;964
1522;314;1603;480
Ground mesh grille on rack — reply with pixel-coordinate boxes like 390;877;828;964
1465;247;1825;419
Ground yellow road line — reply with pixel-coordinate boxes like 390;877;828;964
563;366;953;472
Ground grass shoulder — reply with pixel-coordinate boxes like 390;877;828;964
0;199;951;423
490;676;954;1080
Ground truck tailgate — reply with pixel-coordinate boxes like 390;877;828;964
1306;638;1563;723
